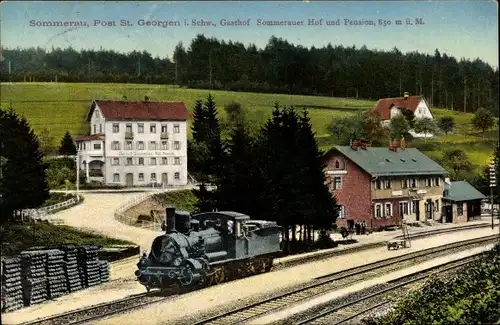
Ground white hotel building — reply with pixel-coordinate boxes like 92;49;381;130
75;100;189;187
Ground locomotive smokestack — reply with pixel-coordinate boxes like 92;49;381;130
165;206;176;233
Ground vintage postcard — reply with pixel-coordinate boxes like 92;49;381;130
1;1;499;325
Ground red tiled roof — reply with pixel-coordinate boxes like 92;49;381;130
75;134;105;142
372;96;424;120
87;100;189;121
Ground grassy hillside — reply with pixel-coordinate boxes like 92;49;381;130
1;82;497;173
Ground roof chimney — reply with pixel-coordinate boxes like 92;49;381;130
404;92;409;99
401;136;407;151
351;140;360;151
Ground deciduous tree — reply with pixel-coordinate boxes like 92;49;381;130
437;116;455;135
389;115;410;140
37;127;55;155
472;107;494;135
329;111;388;146
413;117;438;140
440;148;473;180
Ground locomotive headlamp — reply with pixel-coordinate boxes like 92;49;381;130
173;257;183;267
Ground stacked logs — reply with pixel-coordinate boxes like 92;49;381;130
1;246;111;313
21;251;48;306
1;257;25;312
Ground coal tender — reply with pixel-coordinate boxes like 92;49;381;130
135;207;282;291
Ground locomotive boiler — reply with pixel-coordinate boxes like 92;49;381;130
135;207;282;291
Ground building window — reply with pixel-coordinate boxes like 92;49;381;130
431;177;440;186
113;123;119;133
113;173;120;182
173;124;180;133
150;124;156;133
161;141;168;150
161;124;168;133
173;141;180;150
410;178;416;188
457;202;463;216
399;201;409;215
375;180;382;190
384;203;392;217
93;125;96;134
150;157;157;165
111;157;120;166
138;158;144;165
151;173;157;182
337;205;346;219
138;173;144;182
174;157;181;165
330;176;342;190
125;141;133;150
126;123;132;133
435;200;440;212
384;180;391;189
375;204;382;218
426;178;432;187
401;179;407;189
138;123;144;133
126;157;133;165
161;157;168;165
137;141;145;150
93;143;101;150
95;110;100;118
149;141;157;150
111;141;120;150
99;124;102;133
83;143;86;150
174;172;180;180
412;201;418;213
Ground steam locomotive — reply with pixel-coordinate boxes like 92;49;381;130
135;207;283;291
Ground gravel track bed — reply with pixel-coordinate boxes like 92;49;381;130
273;223;490;271
179;236;496;325
283;257;473;325
23;292;174;325
15;228;492;325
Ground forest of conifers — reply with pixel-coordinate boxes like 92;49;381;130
1;34;498;115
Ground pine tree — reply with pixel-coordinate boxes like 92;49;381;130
0;107;49;224
191;100;206;143
58;130;77;156
216;118;260;215
203;93;223;178
296;109;338;233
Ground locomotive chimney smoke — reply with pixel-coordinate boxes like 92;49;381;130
165;206;176;233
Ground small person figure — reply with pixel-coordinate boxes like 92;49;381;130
355;221;361;235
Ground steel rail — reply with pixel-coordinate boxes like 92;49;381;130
16;227;494;325
294;257;480;325
191;235;496;325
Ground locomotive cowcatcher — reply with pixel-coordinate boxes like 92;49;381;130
135;207;283;291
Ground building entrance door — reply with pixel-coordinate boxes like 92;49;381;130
125;173;133;187
161;173;168;187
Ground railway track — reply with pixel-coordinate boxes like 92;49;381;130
190;235;497;325
292;257;478;325
17;227;494;325
274;222;492;270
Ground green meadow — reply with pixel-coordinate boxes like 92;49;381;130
1;82;497;172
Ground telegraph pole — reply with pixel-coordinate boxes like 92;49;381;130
76;151;80;199
489;158;496;230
